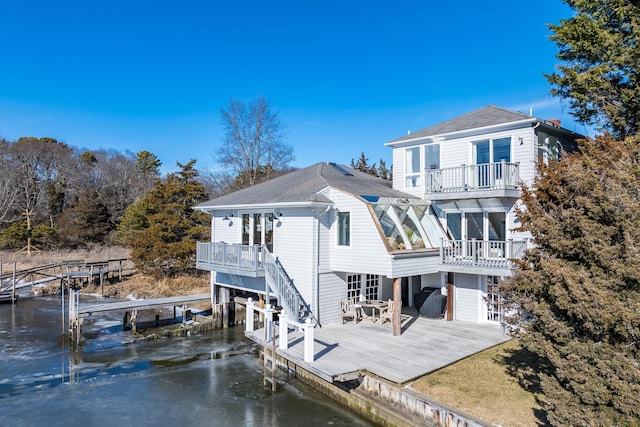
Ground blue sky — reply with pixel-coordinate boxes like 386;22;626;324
0;1;582;174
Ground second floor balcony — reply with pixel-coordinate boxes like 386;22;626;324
196;242;265;277
422;161;520;200
439;238;529;275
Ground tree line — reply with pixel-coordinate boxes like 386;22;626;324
0;96;388;279
0;137;162;249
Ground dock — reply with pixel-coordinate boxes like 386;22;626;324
77;293;211;316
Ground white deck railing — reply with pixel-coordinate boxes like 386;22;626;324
196;242;318;325
440;238;529;269
424;161;519;194
196;242;262;272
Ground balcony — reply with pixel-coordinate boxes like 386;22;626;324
423;161;520;200
439;238;529;275
196;242;265;277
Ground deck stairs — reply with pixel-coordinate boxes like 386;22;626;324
261;247;319;327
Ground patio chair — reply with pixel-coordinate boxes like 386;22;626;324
380;299;394;324
339;299;358;324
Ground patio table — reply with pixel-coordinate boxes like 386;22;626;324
355;300;388;322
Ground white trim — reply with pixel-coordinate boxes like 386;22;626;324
385;118;538;147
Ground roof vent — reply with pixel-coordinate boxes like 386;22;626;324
328;162;353;176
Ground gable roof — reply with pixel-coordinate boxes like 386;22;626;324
195;162;421;210
386;105;538;145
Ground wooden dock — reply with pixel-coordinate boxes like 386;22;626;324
0;258;133;294
77;293;211;316
246;309;508;385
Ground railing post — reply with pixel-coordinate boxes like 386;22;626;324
460;164;466;191
279;309;288;349
303;318;315;363
246;298;255;332
507;239;513;267
472;238;478;265
440;238;444;263
265;304;274;342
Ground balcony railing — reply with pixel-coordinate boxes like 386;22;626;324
196;242;318;325
440;238;529;270
424;161;519;195
196;242;263;272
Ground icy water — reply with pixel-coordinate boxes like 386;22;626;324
0;295;370;426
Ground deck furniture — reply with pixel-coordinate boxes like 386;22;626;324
357;300;388;322
339;299;359;324
380;299;394;324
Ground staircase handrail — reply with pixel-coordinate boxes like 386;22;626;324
261;246;320;327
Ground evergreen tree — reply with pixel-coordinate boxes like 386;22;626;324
546;0;640;138
350;152;391;180
501;135;640;425
56;189;112;247
123;160;210;278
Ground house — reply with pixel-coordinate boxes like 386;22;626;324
194;162;449;327
385;105;583;323
195;105;583;328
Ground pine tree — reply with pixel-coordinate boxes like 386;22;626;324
122;160;210;278
546;0;640;138
501;135;640;425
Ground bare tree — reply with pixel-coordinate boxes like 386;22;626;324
217;96;293;189
0;139;20;223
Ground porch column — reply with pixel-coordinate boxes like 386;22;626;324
447;272;455;321
393;277;401;336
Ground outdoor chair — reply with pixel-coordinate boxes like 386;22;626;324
339;299;358;324
380;299;394;324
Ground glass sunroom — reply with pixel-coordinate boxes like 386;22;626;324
364;197;448;252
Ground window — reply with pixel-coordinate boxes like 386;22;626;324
347;274;378;301
347;274;361;301
473;137;512;185
405;147;421;188
371;203;448;250
424;144;440;170
364;274;379;300
337;212;350;246
446;213;462;240
537;132;559;165
486;276;503;323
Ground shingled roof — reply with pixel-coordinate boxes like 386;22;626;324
386;105;537;145
195;162;420;210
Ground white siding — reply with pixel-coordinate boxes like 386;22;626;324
212;213;239;243
454;273;482;322
389;253;441;278
325;188;395;276
271;208;316;308
317;272;346;324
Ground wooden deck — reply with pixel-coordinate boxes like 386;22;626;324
77;293;211;316
247;310;509;385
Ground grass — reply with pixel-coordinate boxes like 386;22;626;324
0;246;132;271
407;339;548;427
